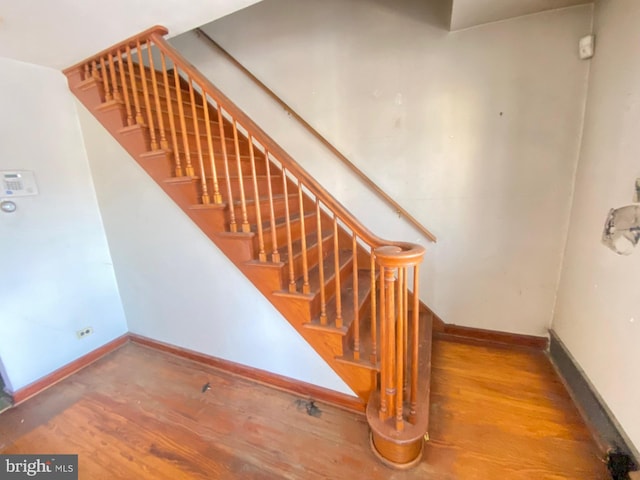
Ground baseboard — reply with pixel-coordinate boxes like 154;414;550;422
11;334;129;405
129;333;366;414
549;330;639;467
436;324;548;350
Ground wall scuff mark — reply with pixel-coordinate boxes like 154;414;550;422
602;205;640;255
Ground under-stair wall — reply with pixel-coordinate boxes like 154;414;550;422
76;99;355;395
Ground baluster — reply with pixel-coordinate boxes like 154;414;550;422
370;252;377;365
379;265;387;420
100;57;112;101
283;169;295;290
333;216;342;328
317;200;327;324
385;267;397;421
250;136;265;259
83;63;90;81
403;267;409;397
264;151;280;262
107;53;121;101
217;108;236;231
159;51;182;176
298;180;310;294
204;94;222;203
173;66;194;176
136;41;157;150
232;121;250;230
116;50;134;126
396;266;405;432
146;41;168;150
92;60;100;81
410;264;420;423
188;80;209;203
353;233;360;360
125;46;144;125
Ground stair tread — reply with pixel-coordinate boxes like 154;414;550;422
305;268;373;333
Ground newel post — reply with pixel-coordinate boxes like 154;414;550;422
367;243;429;469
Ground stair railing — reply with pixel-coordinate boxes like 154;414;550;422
63;26;430;467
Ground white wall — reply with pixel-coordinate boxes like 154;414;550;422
0;58;128;393
0;0;263;69
450;0;591;30
173;0;593;336
75;103;354;396
553;0;640;453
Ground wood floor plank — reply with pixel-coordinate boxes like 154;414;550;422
0;340;609;479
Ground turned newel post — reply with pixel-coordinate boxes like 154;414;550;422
368;243;427;469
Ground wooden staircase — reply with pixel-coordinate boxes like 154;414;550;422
63;26;432;468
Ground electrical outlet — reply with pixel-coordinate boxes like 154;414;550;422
76;327;94;339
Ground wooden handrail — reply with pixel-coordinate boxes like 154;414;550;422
193;28;437;243
152;32;425;257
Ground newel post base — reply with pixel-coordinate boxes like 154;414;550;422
366;390;427;469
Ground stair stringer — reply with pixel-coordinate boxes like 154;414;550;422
69;75;377;402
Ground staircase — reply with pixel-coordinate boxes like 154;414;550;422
63;26;432;468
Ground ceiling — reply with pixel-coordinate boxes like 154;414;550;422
0;0;262;70
450;0;593;30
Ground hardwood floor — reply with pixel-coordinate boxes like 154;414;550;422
0;339;609;479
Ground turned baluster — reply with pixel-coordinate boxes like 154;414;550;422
204;94;222;203
116;50;134;126
173;67;194;176
188;80;209;203
409;264;420;423
353;233;360;360
395;266;405;432
333;216;343;329
146;41;168;150
100;57;112;101
385;267;397;421
135;41;157;150
298;180;310;294
91;60;100;81
370;252;378;365
379;265;388;420
282;169;295;289
83;63;90;81
217;108;236;231
159;52;182;176
403;268;409;398
107;52;121;101
317;200;327;324
250;136;265;259
264;152;279;262
232;121;250;230
125;46;144;125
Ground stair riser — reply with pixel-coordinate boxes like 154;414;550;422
189;207;227;238
262;214;332;258
343;290;374;354
174;132;254;160
136;107;214;135
200;176;286;204
286;234;334;288
308;257;354;320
